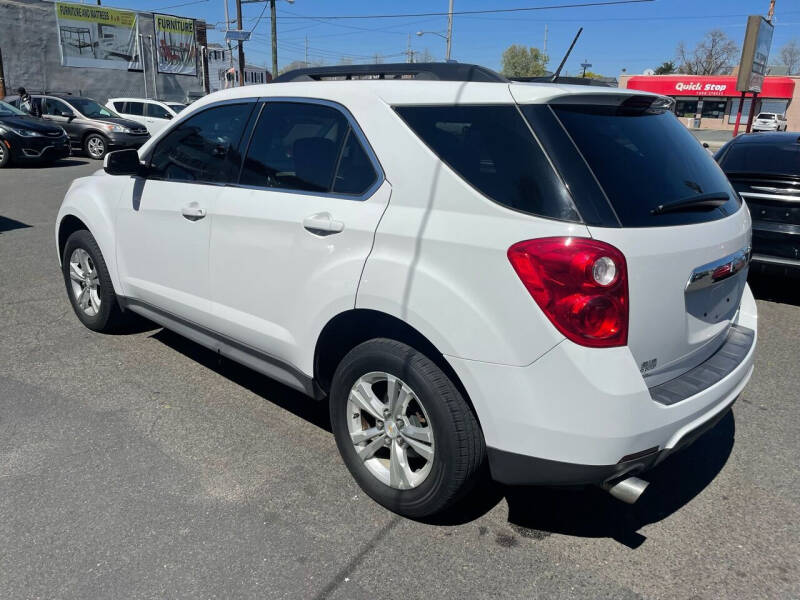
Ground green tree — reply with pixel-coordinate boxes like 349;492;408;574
582;70;606;79
654;61;677;74
501;44;549;78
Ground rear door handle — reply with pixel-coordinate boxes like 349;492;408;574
303;212;344;235
181;204;206;221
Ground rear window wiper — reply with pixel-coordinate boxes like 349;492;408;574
650;192;731;215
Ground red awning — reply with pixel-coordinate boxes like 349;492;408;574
625;75;795;99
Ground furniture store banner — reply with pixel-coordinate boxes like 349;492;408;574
55;2;141;70
154;14;197;76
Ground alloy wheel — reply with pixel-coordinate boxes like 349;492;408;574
87;137;105;158
68;248;101;316
347;371;435;490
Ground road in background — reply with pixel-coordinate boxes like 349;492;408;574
1;159;799;599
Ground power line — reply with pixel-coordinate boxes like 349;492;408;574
152;0;208;11
271;0;655;20
248;0;269;34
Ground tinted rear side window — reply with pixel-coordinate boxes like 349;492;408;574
547;104;740;227
396;105;579;221
240;102;348;193
718;141;800;177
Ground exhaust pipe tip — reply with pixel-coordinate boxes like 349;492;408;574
602;476;649;504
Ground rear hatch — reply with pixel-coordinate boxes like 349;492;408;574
516;91;751;386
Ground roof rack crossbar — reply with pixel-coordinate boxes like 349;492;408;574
272;62;507;84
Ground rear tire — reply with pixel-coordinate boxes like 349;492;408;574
62;230;127;332
330;338;485;518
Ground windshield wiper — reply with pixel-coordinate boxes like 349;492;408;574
650;192;730;215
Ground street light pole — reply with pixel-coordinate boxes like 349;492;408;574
445;0;453;61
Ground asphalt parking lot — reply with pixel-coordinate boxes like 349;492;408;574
1;158;799;599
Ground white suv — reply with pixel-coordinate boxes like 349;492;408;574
56;64;757;517
106;98;187;135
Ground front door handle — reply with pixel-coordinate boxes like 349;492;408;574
303;212;344;235
181;204;206;221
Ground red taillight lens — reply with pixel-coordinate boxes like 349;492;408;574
507;237;628;348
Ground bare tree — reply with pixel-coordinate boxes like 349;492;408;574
780;39;800;75
676;30;739;75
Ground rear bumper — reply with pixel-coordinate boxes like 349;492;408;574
446;284;757;486
487;396;735;486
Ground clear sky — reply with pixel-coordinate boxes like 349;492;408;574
99;0;800;75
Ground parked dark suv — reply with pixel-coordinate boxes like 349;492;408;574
715;132;800;270
0;100;70;167
6;94;149;159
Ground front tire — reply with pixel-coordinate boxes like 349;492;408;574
330;338;485;518
0;140;10;168
84;133;108;160
62;230;126;332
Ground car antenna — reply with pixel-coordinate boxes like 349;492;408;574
550;27;583;83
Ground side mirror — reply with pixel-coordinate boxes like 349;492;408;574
702;142;709;149
59;110;75;119
104;149;143;176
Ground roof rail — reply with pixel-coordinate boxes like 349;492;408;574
272;62;507;83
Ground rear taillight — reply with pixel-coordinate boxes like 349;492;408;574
507;237;628;348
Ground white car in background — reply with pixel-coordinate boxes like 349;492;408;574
752;112;788;132
105;98;187;135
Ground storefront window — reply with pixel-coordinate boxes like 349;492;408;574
701;99;727;119
728;98;752;124
760;99;789;116
674;99;698;118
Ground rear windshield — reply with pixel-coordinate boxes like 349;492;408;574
756;113;776;119
395;105;579;221
718;141;800;178
547;103;740;227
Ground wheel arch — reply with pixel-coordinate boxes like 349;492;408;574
57;214;90;263
55;176;124;295
313;308;480;423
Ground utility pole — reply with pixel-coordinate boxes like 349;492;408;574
270;0;278;78
445;0;453;61
223;0;234;68
304;34;309;66
767;0;776;22
406;34;412;63
543;24;548;54
236;0;245;86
